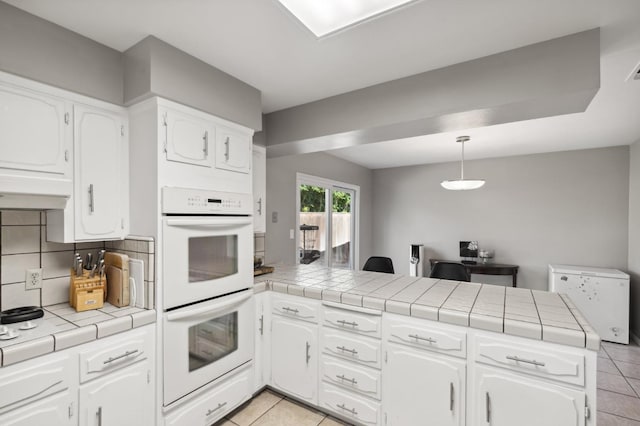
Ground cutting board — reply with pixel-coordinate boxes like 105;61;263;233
105;252;130;307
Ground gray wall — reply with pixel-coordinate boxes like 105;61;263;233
265;152;373;268
124;36;262;130
0;1;124;104
629;140;640;336
265;29;600;157
372;146;630;289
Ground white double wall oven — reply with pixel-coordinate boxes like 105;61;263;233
161;187;255;407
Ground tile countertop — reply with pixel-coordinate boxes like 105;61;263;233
0;303;155;367
254;264;600;351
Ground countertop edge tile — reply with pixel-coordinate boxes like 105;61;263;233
132;310;157;328
54;325;97;351
97;316;133;339
2;335;54;366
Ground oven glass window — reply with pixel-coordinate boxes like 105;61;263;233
188;235;238;282
188;312;238;372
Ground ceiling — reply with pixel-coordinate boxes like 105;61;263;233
6;0;640;168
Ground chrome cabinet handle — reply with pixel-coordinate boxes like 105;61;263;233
337;403;358;416
224;136;230;161
506;355;546;367
203;131;209;157
336;374;358;385
486;392;491;423
306;341;311;364
96;407;102;426
88;184;95;213
408;334;437;344
206;402;227;416
257;197;263;215
337;320;359;327
259;315;264;336
336;346;358;355
449;382;454;412
282;307;299;314
103;349;139;365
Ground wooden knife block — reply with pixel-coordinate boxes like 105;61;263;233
69;269;106;312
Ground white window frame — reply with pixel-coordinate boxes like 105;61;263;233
295;172;360;269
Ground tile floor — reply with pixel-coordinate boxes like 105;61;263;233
217;389;350;426
219;341;640;426
597;340;640;425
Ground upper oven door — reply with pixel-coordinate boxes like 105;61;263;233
163;216;253;310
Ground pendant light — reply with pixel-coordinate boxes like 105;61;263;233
440;136;485;190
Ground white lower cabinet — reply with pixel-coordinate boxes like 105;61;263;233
474;365;587;426
0;390;76;426
270;314;318;404
383;342;466;426
79;360;153;426
164;365;253;426
321;383;381;426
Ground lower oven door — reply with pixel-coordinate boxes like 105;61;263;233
163;290;254;406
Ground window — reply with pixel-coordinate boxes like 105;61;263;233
296;173;359;269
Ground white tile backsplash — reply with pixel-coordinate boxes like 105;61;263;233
1;253;40;284
1;225;40;254
1;211;40;226
1;282;40;310
42;250;74;279
1;211;156;311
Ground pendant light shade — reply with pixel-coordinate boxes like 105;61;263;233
440;136;485;191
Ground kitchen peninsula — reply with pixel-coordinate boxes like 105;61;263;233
253;264;598;426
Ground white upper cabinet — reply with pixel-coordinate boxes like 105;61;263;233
216;125;252;174
164;108;215;168
0;78;72;201
74;104;128;240
0;84;70;176
47;102;129;242
252;145;266;233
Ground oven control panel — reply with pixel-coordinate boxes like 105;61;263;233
162;187;252;215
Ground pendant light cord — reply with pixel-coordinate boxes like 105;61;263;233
460;140;465;180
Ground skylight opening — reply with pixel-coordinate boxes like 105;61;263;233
276;0;421;38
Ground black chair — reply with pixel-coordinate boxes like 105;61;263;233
362;256;395;274
429;261;470;282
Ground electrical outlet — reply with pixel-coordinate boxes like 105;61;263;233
26;268;43;290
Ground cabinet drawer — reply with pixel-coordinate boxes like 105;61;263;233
323;306;381;338
474;335;585;386
321;356;381;400
384;314;466;358
0;390;75;426
79;326;153;383
320;382;381;426
165;366;252;426
322;329;381;369
272;294;319;323
0;354;74;414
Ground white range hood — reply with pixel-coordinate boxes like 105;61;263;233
0;173;71;210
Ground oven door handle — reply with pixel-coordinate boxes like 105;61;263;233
165;217;252;228
166;292;252;322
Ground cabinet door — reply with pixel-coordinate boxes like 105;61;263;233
254;293;268;391
474;366;586;426
271;316;318;404
0;390;76;426
383;343;465;426
164;109;214;168
252;145;266;233
0;83;70;176
74;104;127;240
215;125;251;174
79;361;153;426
